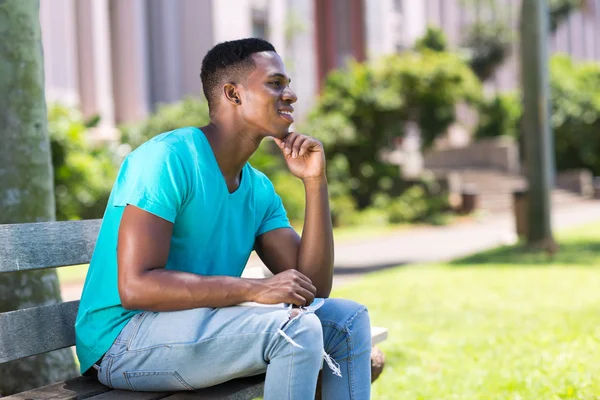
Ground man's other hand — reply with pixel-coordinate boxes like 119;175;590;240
251;269;317;306
273;133;326;181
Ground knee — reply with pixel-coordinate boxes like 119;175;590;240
289;312;324;355
320;298;370;331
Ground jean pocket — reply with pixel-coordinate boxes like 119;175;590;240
124;370;194;391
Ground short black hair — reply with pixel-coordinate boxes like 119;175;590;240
200;38;276;113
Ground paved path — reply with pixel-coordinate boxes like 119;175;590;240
329;199;600;287
61;199;600;300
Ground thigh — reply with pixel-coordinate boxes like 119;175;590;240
99;305;291;391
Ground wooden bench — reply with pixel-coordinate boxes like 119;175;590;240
0;220;388;399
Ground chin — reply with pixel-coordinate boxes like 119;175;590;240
267;128;290;139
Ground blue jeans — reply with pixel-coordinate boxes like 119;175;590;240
96;298;371;399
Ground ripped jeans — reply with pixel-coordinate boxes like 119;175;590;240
96;298;372;399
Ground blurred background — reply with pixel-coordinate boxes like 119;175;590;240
39;0;600;228
3;0;600;398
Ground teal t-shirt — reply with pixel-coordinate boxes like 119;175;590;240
75;127;292;373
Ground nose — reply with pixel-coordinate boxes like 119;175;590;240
282;86;297;104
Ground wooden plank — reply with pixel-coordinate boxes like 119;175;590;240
371;326;388;346
89;391;170;400
162;375;265;400
2;376;110;399
0;220;101;273
0;301;79;363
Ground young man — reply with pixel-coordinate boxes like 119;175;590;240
75;38;371;399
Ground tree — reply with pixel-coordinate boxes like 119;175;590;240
0;0;78;395
519;0;556;250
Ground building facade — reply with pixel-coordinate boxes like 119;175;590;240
40;0;599;136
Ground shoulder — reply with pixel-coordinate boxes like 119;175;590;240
245;164;276;193
126;127;198;163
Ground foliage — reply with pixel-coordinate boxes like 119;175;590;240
48;104;118;221
549;0;583;33
414;26;447;53
461;21;513;82
120;97;210;151
550;55;600;175
475;92;522;139
334;222;600;398
474;55;600;175
303;52;481;210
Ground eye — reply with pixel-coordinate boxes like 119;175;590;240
269;81;282;88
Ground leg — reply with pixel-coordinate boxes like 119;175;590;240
315;298;372;400
96;305;323;399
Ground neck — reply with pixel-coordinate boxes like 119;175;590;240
200;117;262;182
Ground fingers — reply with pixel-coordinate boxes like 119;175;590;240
294;286;315;306
298;139;313;157
296;277;317;296
279;133;320;158
283;269;313;288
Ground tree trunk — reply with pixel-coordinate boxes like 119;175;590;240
0;0;78;395
519;0;556;250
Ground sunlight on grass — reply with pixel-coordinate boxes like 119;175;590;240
56;264;88;285
333;222;600;399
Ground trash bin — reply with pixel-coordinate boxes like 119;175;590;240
461;184;478;214
513;189;528;238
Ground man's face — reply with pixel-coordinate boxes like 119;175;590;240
238;51;297;138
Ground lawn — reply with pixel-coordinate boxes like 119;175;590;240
333;222;600;400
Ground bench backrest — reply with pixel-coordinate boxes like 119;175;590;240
0;220;101;364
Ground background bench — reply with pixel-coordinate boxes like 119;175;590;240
0;220;387;399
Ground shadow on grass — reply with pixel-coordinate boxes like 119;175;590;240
450;240;600;267
334;261;408;275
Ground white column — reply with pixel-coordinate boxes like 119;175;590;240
91;0;116;136
212;0;253;42
268;0;286;60
75;0;116;139
40;0;80;107
180;0;215;98
109;0;151;123
403;0;427;46
285;0;316;123
365;0;397;58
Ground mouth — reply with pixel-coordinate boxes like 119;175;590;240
278;110;294;124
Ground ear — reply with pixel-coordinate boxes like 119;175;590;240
223;83;241;106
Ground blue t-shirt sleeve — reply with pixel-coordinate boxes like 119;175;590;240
113;142;189;223
256;183;292;237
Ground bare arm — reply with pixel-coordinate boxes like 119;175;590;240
255;134;334;299
117;205;316;311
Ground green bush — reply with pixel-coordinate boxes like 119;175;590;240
303;51;480;211
48;104;118;221
475;55;600;175
120;97;210;151
414;26;448;53
475;92;522;139
551;55;600;175
461;21;513;82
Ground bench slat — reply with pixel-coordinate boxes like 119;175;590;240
371;326;388;346
2;376;110;399
89;391;168;399
0;301;78;363
162;375;265;400
0;220;101;273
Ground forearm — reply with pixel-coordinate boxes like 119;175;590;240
119;269;262;312
297;176;334;297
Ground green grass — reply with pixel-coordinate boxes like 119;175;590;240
56;264;89;285
333;222;600;400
